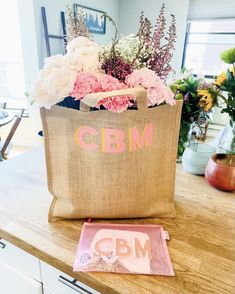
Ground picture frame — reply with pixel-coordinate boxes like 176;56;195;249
73;4;106;34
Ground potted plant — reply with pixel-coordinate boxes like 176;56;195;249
199;48;235;191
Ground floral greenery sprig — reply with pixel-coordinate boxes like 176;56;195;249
100;13;133;81
65;6;92;42
102;13;118;58
148;6;176;80
100;5;177;81
131;12;153;67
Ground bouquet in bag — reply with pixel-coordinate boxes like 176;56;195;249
33;4;177;112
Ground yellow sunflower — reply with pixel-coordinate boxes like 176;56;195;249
230;66;235;75
197;89;216;112
215;72;226;86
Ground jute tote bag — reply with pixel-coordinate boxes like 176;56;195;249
40;88;182;221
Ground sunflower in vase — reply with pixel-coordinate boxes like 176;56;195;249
170;70;214;157
200;48;235;192
198;47;235;155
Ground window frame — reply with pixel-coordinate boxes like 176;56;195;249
181;18;235;78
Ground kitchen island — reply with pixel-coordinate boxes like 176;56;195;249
0;148;234;294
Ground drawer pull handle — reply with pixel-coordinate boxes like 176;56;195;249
58;276;92;294
0;241;6;249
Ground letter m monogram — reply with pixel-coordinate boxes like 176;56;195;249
129;123;153;151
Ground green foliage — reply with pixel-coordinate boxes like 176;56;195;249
217;66;235;123
220;47;235;64
170;72;205;156
178;122;191;156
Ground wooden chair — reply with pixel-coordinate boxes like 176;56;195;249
0;109;25;160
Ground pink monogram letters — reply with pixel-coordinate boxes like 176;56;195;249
74;123;153;153
94;237;152;259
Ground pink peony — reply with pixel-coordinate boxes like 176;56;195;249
70;72;101;100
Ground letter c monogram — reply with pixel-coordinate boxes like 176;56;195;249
74;126;99;151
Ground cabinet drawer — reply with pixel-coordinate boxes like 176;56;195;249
0;260;43;294
43;287;57;294
0;239;41;281
41;261;100;294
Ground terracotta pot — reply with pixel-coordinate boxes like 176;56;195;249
205;154;235;192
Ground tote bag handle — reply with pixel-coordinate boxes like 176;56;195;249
80;87;147;112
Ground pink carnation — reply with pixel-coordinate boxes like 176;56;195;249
96;96;134;113
161;86;175;105
126;68;160;88
70;72;101;100
147;87;165;106
126;68;175;107
147;83;175;106
98;74;127;92
96;75;134;113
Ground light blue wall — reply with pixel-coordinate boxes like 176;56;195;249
33;0;120;68
119;0;189;74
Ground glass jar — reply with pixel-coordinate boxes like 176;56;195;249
218;120;235;155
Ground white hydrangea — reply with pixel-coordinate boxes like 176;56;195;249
66;36;98;55
33;37;102;108
44;54;66;69
33;66;77;108
65;46;101;72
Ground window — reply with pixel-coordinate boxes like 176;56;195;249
182;19;235;77
0;0;27;109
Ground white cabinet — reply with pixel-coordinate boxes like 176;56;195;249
0;239;100;294
43;287;57;294
0;260;43;294
41;262;100;294
0;239;41;281
0;239;43;294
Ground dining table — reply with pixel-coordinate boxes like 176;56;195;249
0;109;14;127
0;109;14;160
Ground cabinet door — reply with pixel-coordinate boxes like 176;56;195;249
0;260;43;294
0;239;41;281
43;287;57;294
41;261;100;294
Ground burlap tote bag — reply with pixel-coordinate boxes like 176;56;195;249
40;88;182;221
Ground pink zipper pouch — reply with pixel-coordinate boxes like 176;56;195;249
73;223;174;276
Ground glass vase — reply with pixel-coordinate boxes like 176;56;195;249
218;120;235;155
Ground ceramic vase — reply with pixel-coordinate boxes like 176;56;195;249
182;143;216;175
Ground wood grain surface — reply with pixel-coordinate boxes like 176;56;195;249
0;148;234;294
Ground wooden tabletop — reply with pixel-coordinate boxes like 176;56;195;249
0;148;234;294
